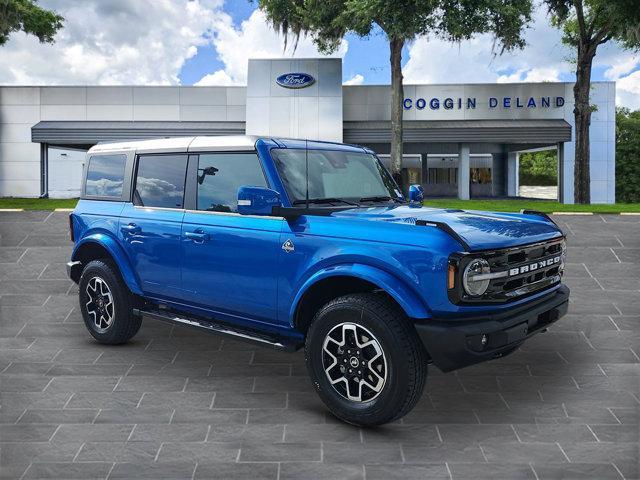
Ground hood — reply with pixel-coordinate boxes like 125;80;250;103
331;205;563;251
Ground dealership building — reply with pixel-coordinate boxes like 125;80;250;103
0;58;616;203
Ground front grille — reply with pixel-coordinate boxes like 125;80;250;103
451;238;566;304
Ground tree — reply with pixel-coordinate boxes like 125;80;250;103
519;150;558;186
258;0;532;190
0;0;64;46
615;107;640;203
544;0;640;203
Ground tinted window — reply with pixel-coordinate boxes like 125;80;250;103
134;155;188;208
85;154;126;197
197;153;267;212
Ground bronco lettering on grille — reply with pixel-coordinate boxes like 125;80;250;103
508;255;562;277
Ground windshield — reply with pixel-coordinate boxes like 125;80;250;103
271;148;402;204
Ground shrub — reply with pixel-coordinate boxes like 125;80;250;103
616;108;640;203
519;150;558;186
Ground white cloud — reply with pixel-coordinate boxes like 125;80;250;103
403;8;572;85
497;67;561;83
195;70;237;86
0;2;346;87
598;51;640;109
196;9;348;86
343;74;364;85
0;0;225;85
604;54;639;81
616;70;640;110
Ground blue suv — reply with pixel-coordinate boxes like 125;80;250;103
67;135;569;426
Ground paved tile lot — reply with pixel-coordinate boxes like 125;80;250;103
0;211;638;480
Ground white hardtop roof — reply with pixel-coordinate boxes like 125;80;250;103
88;135;260;155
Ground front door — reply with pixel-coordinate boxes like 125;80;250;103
181;151;283;325
119;153;188;299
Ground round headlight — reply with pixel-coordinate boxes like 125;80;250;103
462;258;491;297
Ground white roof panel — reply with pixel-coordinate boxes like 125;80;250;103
188;135;259;152
89;137;195;154
87;135;261;155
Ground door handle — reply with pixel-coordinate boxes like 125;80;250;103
185;230;210;243
121;223;141;234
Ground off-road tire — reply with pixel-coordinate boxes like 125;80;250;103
305;293;428;426
78;259;142;344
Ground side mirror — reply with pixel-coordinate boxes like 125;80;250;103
408;184;424;206
237;185;281;216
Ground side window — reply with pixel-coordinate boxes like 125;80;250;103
85;154;126;198
196;153;267;212
133;155;188;208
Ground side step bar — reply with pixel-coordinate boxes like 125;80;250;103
133;307;302;352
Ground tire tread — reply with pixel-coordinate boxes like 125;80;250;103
306;292;427;426
79;259;141;345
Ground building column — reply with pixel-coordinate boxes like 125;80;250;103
557;142;565;203
421;153;428;186
507;151;519;197
457;143;470;200
40;143;49;198
491;152;506;197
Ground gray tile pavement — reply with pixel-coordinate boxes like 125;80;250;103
0;212;638;479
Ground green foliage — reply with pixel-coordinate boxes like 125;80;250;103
545;0;640;51
422;198;640;213
0;197;77;210
616;108;640;203
519;150;558;186
258;0;532;53
0;0;64;46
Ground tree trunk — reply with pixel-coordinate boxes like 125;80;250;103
573;45;595;204
389;37;405;192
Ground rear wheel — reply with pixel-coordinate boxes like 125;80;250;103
78;260;142;344
305;293;428;426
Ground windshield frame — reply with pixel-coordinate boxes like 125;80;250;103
270;147;404;207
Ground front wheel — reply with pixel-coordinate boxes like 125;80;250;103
305;293;428;426
78;259;142;345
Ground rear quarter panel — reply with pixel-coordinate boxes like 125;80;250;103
71;199;143;295
72;199;125;241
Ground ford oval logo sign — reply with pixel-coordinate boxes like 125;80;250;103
276;73;315;89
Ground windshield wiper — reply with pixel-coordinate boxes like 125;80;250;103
292;197;359;206
359;195;403;204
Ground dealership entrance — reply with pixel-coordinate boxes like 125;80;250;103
346;119;571;200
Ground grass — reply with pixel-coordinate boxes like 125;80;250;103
0;197;639;213
0;198;78;210
423;199;640;214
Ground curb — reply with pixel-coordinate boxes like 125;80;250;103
551;212;594;215
0;208;24;212
54;208;74;212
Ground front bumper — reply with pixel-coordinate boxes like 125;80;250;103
415;285;569;372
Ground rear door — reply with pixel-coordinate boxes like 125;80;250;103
181;151;283;324
119;153;188;299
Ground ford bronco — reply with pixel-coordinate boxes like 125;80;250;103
67;135;569;426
